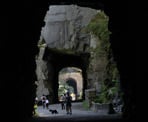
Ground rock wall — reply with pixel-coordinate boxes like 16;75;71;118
41;5;98;52
36;5;108;99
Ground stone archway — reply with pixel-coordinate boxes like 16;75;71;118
58;67;83;101
36;48;89;103
66;77;83;101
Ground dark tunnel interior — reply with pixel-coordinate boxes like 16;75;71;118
1;1;135;122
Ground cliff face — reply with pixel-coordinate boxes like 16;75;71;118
36;5;109;99
41;5;98;52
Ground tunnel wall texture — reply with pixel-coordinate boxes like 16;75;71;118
1;1;135;122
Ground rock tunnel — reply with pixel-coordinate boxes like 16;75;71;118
42;48;89;103
1;1;135;122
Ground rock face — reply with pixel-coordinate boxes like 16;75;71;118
41;5;98;52
36;5;108;100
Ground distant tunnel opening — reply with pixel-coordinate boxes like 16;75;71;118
58;67;83;102
40;48;90;103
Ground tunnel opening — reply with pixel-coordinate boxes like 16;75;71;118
1;1;134;122
40;48;90;104
58;67;83;102
34;4;123;120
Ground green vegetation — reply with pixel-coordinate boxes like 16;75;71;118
93;79;120;104
93;92;108;103
58;82;74;96
84;10;111;56
92;79;122;103
84;11;121;104
82;100;90;110
85;11;110;38
32;104;39;117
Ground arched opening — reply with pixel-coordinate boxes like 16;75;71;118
58;67;83;101
66;78;78;100
38;48;89;103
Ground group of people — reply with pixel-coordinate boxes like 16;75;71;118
34;92;72;115
60;92;72;115
33;95;49;116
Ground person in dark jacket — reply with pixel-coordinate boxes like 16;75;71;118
65;92;72;115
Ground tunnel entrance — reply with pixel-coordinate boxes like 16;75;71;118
34;3;123;120
37;48;90;103
58;67;83;101
35;4;121;105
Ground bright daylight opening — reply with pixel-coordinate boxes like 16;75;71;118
58;67;83;102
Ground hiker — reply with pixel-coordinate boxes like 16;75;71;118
65;92;72;115
41;94;46;109
45;98;49;109
33;103;38;116
60;94;66;110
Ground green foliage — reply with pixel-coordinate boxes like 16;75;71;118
85;11;111;48
84;11;121;104
107;86;118;100
93;79;120;104
105;61;119;81
33;104;39;117
84;10;111;58
93;92;108;103
82;100;90;110
58;82;74;96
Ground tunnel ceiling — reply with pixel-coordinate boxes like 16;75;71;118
44;48;90;71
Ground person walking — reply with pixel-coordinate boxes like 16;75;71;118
33;103;38;116
35;97;38;104
41;94;46;109
60;94;66;110
65;92;72;115
45;98;49;109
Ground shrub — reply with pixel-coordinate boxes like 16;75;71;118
82;100;90;110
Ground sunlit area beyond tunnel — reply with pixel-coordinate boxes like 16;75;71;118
58;67;83;101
